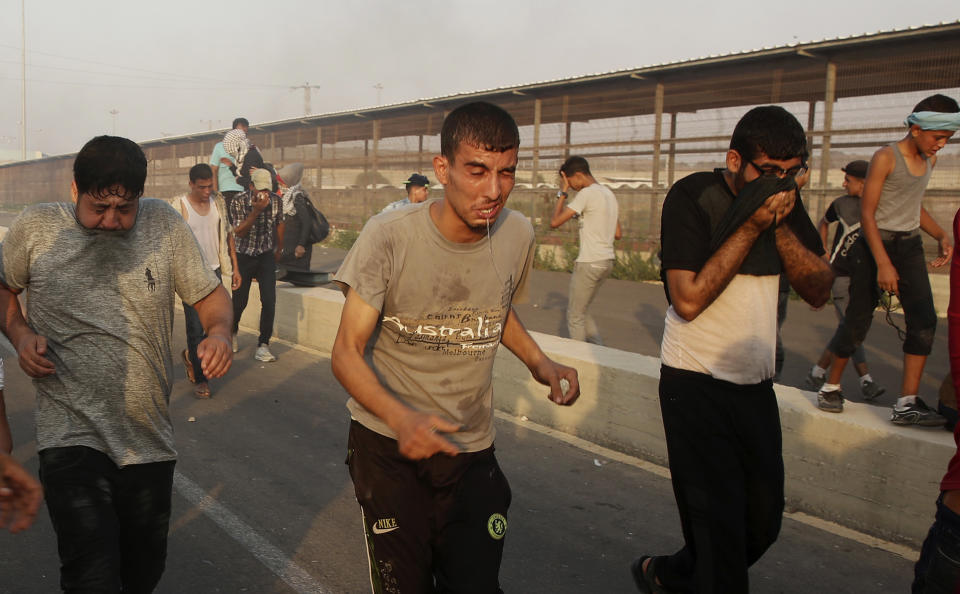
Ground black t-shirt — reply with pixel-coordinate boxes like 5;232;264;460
661;169;824;275
823;194;862;276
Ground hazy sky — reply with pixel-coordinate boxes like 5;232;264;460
0;0;957;156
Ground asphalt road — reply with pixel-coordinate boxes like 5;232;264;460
0;311;919;593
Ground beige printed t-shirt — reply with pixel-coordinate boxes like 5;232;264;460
334;200;535;452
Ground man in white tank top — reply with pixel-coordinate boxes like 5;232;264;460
818;94;960;426
177;164;241;397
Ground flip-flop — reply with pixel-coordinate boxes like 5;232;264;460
194;383;211;399
181;349;196;384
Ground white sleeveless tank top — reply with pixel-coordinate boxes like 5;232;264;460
180;196;220;270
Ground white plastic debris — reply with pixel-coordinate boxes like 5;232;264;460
187;416;196;423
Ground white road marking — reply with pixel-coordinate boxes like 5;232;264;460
493;410;920;561
173;472;331;594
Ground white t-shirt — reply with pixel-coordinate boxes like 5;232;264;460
567;183;618;262
660;274;779;385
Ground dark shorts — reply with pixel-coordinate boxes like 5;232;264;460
346;420;511;594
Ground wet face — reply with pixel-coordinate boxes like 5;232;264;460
189;177;214;201
71;181;138;230
842;174;865;198
433;142;518;241
911;126;955;158
407;184;429;203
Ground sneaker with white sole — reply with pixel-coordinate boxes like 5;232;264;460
891;398;945;427
860;379;886;401
817;388;844;413
803;372;825;392
255;343;277;362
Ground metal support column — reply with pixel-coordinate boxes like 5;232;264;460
531;98;542;185
315;127;323;189
667;112;677;186
818;62;836;188
649;83;665;238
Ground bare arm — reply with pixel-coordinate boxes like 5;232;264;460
550;199;577;228
0;284;55;378
860;147;897;293
228;234;241;291
500;308;579;405
817;217;830;254
191;285;233;379
776;225;833;307
331;289;460;460
614;220;622;241
0;451;42;534
920;206;952;267
210;164;219;193
667;190;793;321
0;391;10;454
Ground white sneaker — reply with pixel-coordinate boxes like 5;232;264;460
255;343;277;362
231;334;239;353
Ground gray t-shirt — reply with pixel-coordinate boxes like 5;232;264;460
0;199;219;466
334;200;535;452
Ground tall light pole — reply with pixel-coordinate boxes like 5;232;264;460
20;0;26;160
373;83;384;105
290;82;321;116
109;109;119;135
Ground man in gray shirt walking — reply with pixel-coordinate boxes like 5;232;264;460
0;135;233;592
551;156;622;344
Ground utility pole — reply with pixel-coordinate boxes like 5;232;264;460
373;83;384;105
290;82;321;116
20;0;26;160
109;109;119;135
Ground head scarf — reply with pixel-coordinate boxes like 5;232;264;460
278;163;306;216
904;111;960;131
223;129;250;172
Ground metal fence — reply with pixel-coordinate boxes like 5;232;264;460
1;24;958;259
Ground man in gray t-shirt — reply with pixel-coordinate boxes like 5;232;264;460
332;102;580;593
550;155;622;344
0;136;233;592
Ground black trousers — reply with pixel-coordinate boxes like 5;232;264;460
232;251;276;345
346;421;511;594
832;234;936;357
655;366;784;594
39;446;175;594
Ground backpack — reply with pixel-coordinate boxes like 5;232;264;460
301;194;330;244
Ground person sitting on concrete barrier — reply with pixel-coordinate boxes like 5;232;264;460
229;168;284;361
550;155;622;344
817;94;960;426
805;160;886;406
633;106;832;593
277;162;316;272
381;172;430;212
331;101;580;593
176;163;242;398
0;135;233;591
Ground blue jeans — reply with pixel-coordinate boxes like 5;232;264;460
39;446;176;593
914;494;960;593
183;268;221;383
